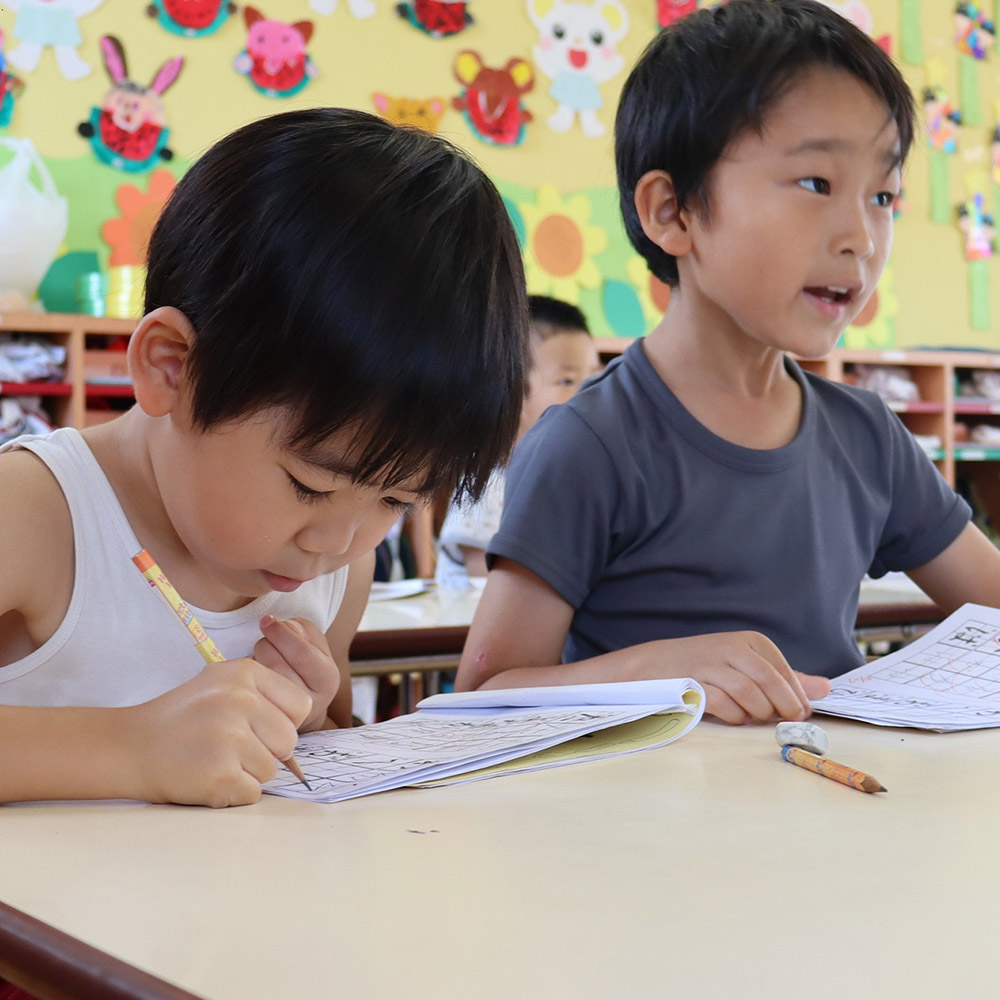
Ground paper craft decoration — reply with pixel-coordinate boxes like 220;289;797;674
3;0;105;80
234;7;317;98
521;185;608;304
656;0;695;28
957;192;993;329
146;0;237;37
992;124;1000;185
371;93;446;132
100;168;176;267
262;678;705;802
395;1;474;37
77;36;183;173
0;31;26;129
452;50;533;146
815;603;1000;731
924;85;961;223
310;0;377;19
955;3;994;126
956;2;995;58
900;0;923;63
528;0;629;138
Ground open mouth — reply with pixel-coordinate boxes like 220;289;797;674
805;285;855;305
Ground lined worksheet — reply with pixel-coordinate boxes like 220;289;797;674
264;678;704;802
815;603;1000;730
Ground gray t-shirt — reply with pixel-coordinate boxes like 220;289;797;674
488;341;970;677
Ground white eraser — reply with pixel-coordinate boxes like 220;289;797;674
774;721;829;755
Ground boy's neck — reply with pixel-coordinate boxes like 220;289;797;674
642;307;803;451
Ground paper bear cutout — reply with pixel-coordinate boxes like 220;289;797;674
452;50;533;146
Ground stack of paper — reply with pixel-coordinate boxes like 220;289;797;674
264;678;705;802
815;602;1000;731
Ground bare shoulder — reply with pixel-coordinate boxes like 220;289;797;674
0;448;73;624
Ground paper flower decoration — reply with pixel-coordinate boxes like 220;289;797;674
519;186;607;304
100;168;176;265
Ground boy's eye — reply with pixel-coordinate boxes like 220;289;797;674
287;473;329;503
798;177;831;195
381;496;415;515
871;191;897;208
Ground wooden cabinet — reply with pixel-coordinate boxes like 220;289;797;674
596;339;1000;526
0;311;136;430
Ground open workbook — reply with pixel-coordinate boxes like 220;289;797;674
814;602;1000;731
263;678;705;803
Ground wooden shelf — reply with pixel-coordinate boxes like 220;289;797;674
0;311;137;427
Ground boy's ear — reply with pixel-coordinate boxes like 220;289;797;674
127;306;195;418
633;170;693;259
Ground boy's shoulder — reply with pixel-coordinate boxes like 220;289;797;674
0;440;73;623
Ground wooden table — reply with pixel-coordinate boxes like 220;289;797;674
1;715;997;999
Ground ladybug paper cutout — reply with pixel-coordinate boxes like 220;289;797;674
395;1;473;37
77;35;183;172
656;0;696;28
234;7;317;97
452;50;533;146
147;0;237;38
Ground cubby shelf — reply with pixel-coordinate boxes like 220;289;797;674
0;311;136;428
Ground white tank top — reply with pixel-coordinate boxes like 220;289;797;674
0;428;349;707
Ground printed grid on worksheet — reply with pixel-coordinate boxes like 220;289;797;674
266;709;613;794
868;618;1000;699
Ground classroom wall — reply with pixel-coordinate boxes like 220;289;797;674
0;0;997;345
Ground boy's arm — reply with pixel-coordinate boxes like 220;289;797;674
457;558;828;724
458;545;488;578
906;522;1000;611
0;451;310;807
0;664;311;806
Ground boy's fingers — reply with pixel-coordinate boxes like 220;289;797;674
702;685;748;725
797;672;832;703
251;662;312;727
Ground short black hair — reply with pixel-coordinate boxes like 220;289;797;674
615;0;916;285
145;107;528;502
527;295;591;340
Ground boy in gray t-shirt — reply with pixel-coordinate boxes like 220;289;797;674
456;0;1000;724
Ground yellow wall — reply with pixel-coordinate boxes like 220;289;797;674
0;0;998;345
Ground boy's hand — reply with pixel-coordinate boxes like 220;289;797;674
126;659;311;807
254;616;341;732
671;631;831;724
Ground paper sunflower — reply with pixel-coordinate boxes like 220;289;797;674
520;185;607;304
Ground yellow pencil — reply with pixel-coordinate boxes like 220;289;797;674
781;745;886;794
132;549;312;791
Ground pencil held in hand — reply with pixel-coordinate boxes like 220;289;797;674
781;745;886;794
132;549;311;790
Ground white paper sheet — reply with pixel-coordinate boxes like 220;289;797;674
264;678;705;802
814;602;1000;731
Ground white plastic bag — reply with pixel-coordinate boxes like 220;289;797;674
0;138;68;300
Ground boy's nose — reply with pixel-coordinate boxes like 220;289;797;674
837;204;876;259
297;514;358;557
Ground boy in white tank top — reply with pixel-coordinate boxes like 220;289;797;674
0;108;527;807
